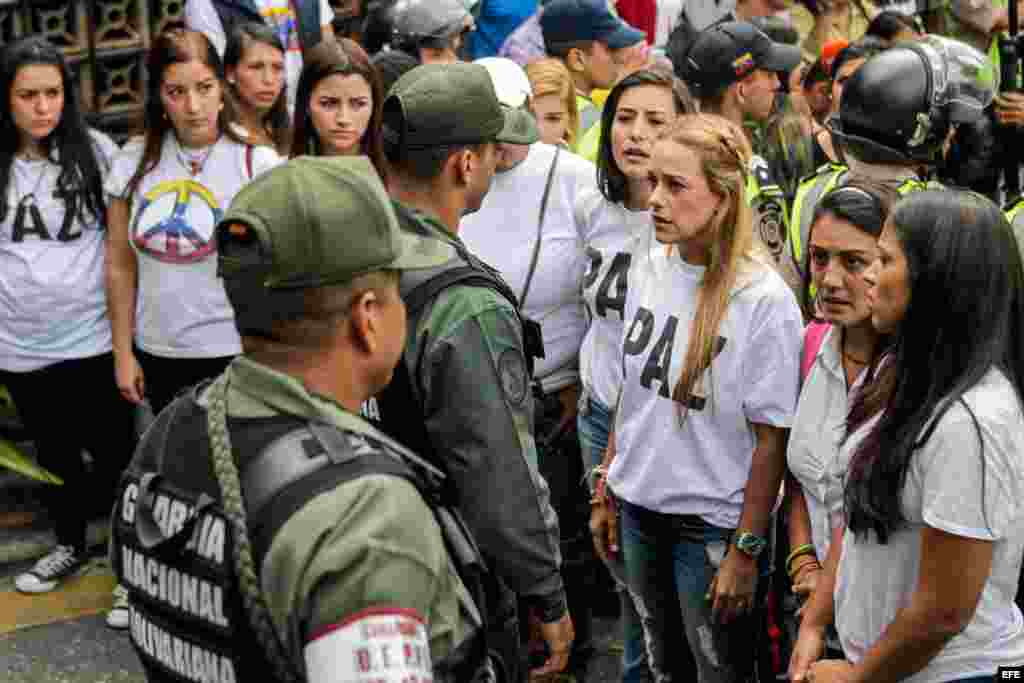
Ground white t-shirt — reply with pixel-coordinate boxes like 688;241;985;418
575;187;650;410
786;326;867;560
461;143;597;394
185;0;335;114
0;130;119;372
609;248;802;528
105;133;281;359
834;369;1024;682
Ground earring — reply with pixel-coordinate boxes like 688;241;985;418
228;78;236;85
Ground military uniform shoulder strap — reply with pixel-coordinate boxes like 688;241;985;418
793;162;845;188
243;422;449;554
895;177;942;195
392;201;522;317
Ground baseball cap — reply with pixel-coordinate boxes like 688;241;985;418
473;57;541;144
383;62;539;150
391;0;472;44
678;21;801;99
217;156;452;305
541;0;646;50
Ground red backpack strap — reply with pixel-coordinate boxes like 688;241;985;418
801;322;831;384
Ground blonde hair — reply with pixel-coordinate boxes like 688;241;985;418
525;58;579;149
661;114;760;419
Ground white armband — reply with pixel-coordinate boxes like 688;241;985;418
303;607;433;683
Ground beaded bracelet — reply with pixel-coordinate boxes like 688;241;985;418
788;554;821;580
785;543;817;575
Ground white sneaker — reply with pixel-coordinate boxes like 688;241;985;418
15;545;85;594
106;584;130;629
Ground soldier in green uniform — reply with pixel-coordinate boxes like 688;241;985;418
674;21;804;294
787;35;997;311
110;156;495;683
369;62;575;682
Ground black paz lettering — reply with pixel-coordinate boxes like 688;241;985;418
11;203;50;242
641;315;678;398
53;186;82;242
594;252;631;318
623;307;654;357
582;247;602;289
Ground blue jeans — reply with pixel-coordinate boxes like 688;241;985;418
579;397;651;683
620;500;763;683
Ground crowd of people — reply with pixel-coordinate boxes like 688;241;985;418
4;0;1024;682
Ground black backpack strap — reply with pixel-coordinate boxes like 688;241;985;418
404;267;512;317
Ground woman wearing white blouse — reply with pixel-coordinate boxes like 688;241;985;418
784;181;897;603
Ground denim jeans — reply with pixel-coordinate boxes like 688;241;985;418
620;499;763;683
578;396;652;683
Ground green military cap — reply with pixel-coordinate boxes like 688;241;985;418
382;62;539;151
217;156;453;332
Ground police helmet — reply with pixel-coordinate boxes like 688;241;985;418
390;0;472;49
829;35;997;165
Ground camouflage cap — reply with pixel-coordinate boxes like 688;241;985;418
217;157;452;332
382;62;539;150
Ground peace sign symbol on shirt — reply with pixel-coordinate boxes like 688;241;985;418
131;179;224;265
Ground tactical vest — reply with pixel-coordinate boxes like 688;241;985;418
211;0;323;53
111;389;490;683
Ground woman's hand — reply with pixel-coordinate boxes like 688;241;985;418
708;549;758;624
115;351;146;405
550;384;580;441
792;561;823;598
589;500;618;563
806;659;856;683
789;621;827;682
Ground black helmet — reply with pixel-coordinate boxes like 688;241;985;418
830;35;997;165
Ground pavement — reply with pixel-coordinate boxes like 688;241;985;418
0;462;627;683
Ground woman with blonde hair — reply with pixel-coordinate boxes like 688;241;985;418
525;58;579;149
590;113;803;682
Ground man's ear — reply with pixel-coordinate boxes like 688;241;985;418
450;147;475;188
734;80;746;106
566;46;587;74
349;289;379;354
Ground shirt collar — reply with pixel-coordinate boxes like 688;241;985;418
208;357;370;436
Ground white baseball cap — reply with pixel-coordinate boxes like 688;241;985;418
474;57;534;109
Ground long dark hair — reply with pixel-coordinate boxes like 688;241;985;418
290;38;385;175
802;179;898;316
127;28;248;196
844;190;1024;542
596;66;694;205
224;21;291;153
0;37;106;225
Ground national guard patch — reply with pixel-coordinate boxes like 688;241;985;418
498;349;529;406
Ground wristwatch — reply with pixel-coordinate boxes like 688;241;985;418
734;531;769;558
